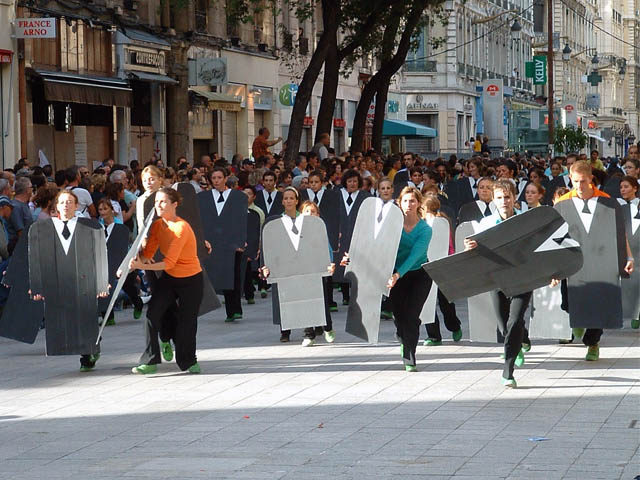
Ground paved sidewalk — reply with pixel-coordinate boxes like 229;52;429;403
0;294;638;480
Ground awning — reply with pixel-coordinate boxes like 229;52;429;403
129;71;178;84
31;69;131;107
189;88;242;112
122;28;170;47
588;133;606;142
382;119;437;138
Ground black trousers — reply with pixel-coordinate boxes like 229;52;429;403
303;278;334;339
560;279;603;347
123;271;143;311
146;271;203;371
381;295;392;313
223;252;243;318
390;269;432;367
243;259;255;300
425;290;461;341
139;272;177;366
497;290;531;380
341;282;350;302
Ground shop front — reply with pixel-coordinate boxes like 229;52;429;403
115;29;175;166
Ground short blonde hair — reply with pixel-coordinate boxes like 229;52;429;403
569;160;592;176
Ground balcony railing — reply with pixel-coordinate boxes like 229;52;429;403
405;60;437;73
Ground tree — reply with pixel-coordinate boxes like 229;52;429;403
350;0;433;152
554;126;588;154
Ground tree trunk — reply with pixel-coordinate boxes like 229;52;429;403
372;82;390;153
314;33;338;145
350;1;427;153
283;0;339;166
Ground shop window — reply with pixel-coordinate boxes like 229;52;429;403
31;81;49;125
70;104;113;127
131;81;152;127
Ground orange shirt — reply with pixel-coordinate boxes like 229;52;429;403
252;136;270;159
142;218;202;278
557;186;610;202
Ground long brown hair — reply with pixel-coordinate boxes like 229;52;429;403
397;186;425;218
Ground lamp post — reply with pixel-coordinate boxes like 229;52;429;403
547;0;554;154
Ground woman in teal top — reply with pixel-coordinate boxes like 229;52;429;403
387;186;433;372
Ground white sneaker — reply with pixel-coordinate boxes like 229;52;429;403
324;330;336;343
301;338;314;347
141;294;152;305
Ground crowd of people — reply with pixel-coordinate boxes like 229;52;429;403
0;131;638;387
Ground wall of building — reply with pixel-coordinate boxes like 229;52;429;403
0;1;20;169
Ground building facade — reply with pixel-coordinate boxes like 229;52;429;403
398;0;537;157
0;0;19;169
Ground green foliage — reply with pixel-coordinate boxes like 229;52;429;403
554;126;588;154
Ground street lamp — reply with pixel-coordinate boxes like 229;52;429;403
510;19;522;41
619;64;626;80
562;44;572;61
591;53;599;65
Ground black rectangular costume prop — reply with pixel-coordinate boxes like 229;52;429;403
0;228;45;344
29;218;108;355
198;189;248;292
620;200;640;322
333;189;370;283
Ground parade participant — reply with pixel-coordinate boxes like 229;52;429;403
198;167;248;322
134;165;177;369
334;169;370;306
387;187;432;372
553;161;634;361
299;200;336;346
455;158;483;207
377;178;395;320
464;179;528;387
130;188;203;374
29;190;109;372
623;159;639;179
525;182;545;209
300;170;339;310
617;176;640;329
421;194;462;345
97;198;143;326
270;187;301;343
242;186;262;305
255;170;284;218
458;177;496;222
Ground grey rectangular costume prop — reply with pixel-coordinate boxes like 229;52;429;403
454;222;500;342
420;216;450;325
554;196;626;329
620;200;640;321
344;198;403;343
424;207;583;301
529;285;571;339
0;227;45;344
198;189;248;292
262;215;331;331
29;218;108;355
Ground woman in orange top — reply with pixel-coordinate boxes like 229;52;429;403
129;187;203;374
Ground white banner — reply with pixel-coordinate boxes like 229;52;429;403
15;18;57;39
482;79;504;149
563;98;578;127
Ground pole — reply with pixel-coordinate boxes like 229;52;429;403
547;0;554;155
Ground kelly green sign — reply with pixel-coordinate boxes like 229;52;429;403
532;56;547;85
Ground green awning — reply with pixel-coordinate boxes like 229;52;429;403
382;119;437;137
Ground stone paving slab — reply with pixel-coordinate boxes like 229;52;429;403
0;293;638;479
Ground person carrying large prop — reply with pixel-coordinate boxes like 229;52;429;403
29;190;109;371
424;180;584;387
552;160;634;361
198;167;248;323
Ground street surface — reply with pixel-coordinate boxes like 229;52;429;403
0;294;638;479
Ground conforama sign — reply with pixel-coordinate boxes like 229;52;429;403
15;18;57;39
486;84;500;96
